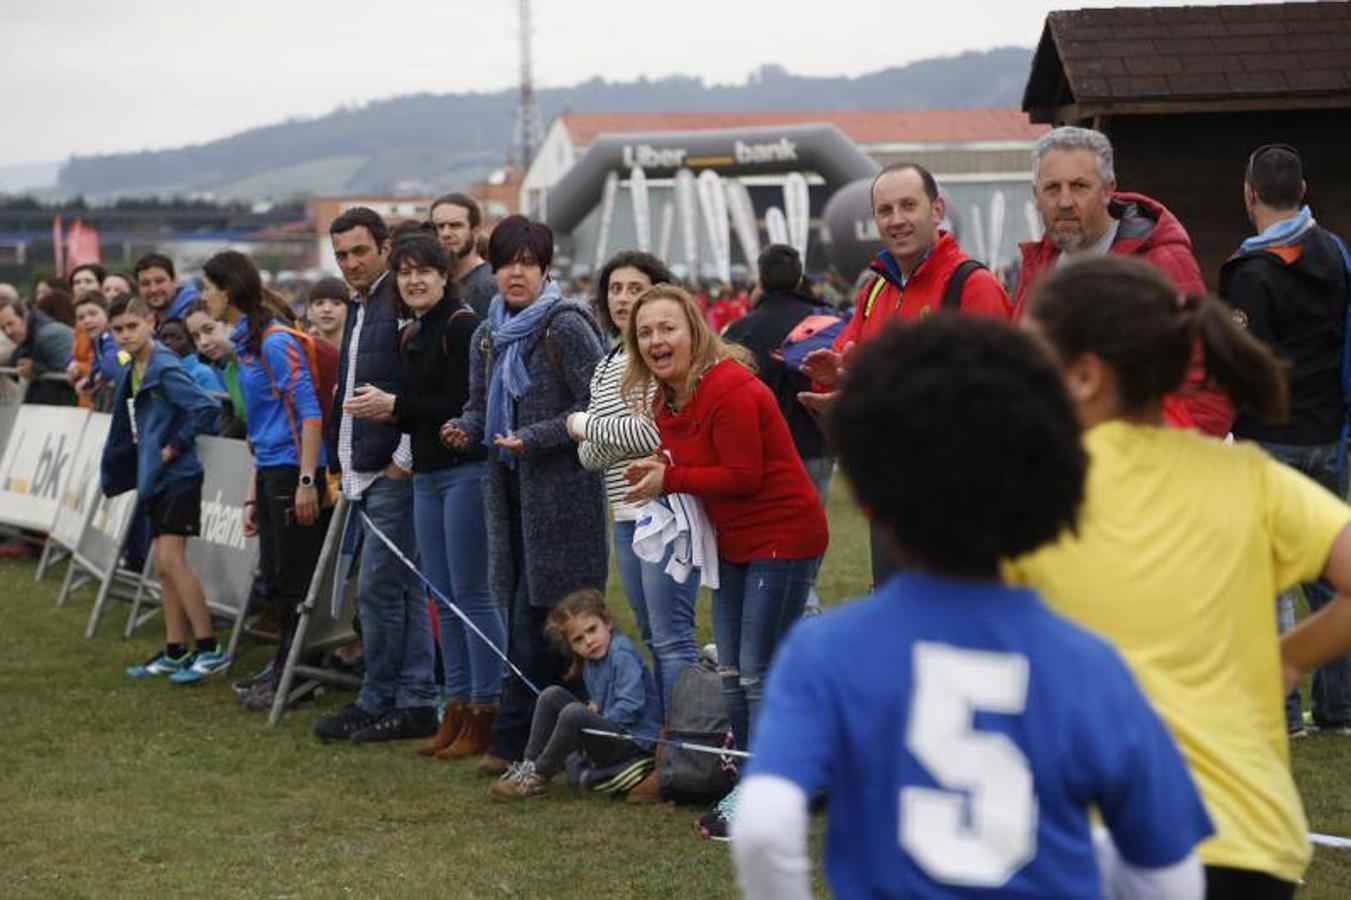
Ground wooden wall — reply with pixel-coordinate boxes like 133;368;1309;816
1105;108;1350;292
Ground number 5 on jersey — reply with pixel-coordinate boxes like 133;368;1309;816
900;642;1037;888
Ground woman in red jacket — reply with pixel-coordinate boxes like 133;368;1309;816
622;284;828;839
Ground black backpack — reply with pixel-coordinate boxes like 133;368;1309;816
657;657;738;804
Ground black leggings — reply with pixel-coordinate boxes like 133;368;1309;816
1204;866;1296;900
254;466;329;667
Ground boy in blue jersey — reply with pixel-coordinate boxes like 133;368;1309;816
731;316;1213;899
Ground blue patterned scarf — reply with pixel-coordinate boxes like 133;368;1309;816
483;281;562;465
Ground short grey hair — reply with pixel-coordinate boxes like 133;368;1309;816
0;283;18;303
1033;126;1116;184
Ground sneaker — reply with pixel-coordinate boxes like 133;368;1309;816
477;754;513;778
349;706;439;743
593;757;655;795
694;785;742;842
1289;726;1309;739
168;649;232;685
232;659;277;696
490;761;550;801
126;651;193;678
313;702;378;741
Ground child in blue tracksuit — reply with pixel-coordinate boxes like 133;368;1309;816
492;589;661;801
101;295;227;685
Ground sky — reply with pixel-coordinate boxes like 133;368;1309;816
0;0;1262;171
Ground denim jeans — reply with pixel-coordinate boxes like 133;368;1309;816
713;555;821;750
613;518;700;716
1261;440;1351;729
413;463;505;705
355;474;438;714
802;456;834;610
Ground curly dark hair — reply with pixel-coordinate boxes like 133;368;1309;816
829;315;1086;577
594;250;677;336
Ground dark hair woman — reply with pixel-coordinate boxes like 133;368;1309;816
440;215;608;775
344;233;504;759
1010;255;1351;897
202;249;329;709
564;250;696;728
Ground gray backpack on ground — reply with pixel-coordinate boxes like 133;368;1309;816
657;657;737;804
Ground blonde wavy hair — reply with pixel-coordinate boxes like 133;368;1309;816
620;284;754;414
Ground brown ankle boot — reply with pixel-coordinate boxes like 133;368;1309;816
477;753;511;777
444;703;497;759
416;702;466;759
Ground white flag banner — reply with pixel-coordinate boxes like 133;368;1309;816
594;171;620;272
630;166;651;252
658;200;675;262
725;180;760;268
675;168;700;278
969;204;988;264
988;191;1007;273
697;169;731;283
783;172;810;260
1024;200;1042;242
764;206;789;246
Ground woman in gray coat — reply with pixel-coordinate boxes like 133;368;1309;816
441;215;607;773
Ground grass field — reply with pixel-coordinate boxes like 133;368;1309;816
2;487;1351;897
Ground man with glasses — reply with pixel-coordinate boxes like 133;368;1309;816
1221;142;1351;739
1013;126;1230;436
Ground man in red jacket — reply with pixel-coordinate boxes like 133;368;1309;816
801;162;1008;586
1013;126;1231;436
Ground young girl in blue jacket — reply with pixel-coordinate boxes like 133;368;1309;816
491;589;661;801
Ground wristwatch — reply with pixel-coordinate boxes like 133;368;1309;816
298;473;316;488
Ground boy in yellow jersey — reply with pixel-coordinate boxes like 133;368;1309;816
1009;257;1351;900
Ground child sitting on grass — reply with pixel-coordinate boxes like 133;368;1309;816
491;590;661;801
101;295;228;685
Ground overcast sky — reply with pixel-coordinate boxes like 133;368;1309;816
1;0;1261;169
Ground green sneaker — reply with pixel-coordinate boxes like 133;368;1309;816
126;651;193;678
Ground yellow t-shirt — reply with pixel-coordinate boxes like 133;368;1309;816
1006;421;1350;882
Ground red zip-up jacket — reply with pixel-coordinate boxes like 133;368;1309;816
831;231;1011;360
1013;192;1233;436
658;358;829;564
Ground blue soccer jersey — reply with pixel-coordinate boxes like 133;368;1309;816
748;572;1213;898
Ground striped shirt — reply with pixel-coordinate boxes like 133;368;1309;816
576;346;659;521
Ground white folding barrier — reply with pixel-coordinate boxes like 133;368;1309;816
38;411;112;580
268;496;360;726
0;404;90;533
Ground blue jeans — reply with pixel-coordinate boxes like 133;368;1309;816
355;474;438;714
613;518;700;715
413;463;505;705
713;555;820;750
1261;440;1351;729
802;457;834;610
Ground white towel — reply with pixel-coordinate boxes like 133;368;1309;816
632;493;719;590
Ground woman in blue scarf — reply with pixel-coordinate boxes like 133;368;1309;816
441;215;608;776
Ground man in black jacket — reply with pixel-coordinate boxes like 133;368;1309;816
314;206;438;744
725;244;833;609
1221;142;1351;736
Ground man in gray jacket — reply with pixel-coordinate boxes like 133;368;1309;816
0;293;75;405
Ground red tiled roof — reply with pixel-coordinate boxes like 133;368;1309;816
557;109;1047;146
1026;1;1351;110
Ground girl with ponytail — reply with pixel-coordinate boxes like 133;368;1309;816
1008;255;1351;898
202;250;329;710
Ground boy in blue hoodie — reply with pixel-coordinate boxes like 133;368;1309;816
101;295;228;684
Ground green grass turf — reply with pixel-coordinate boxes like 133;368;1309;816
1;487;1349;897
